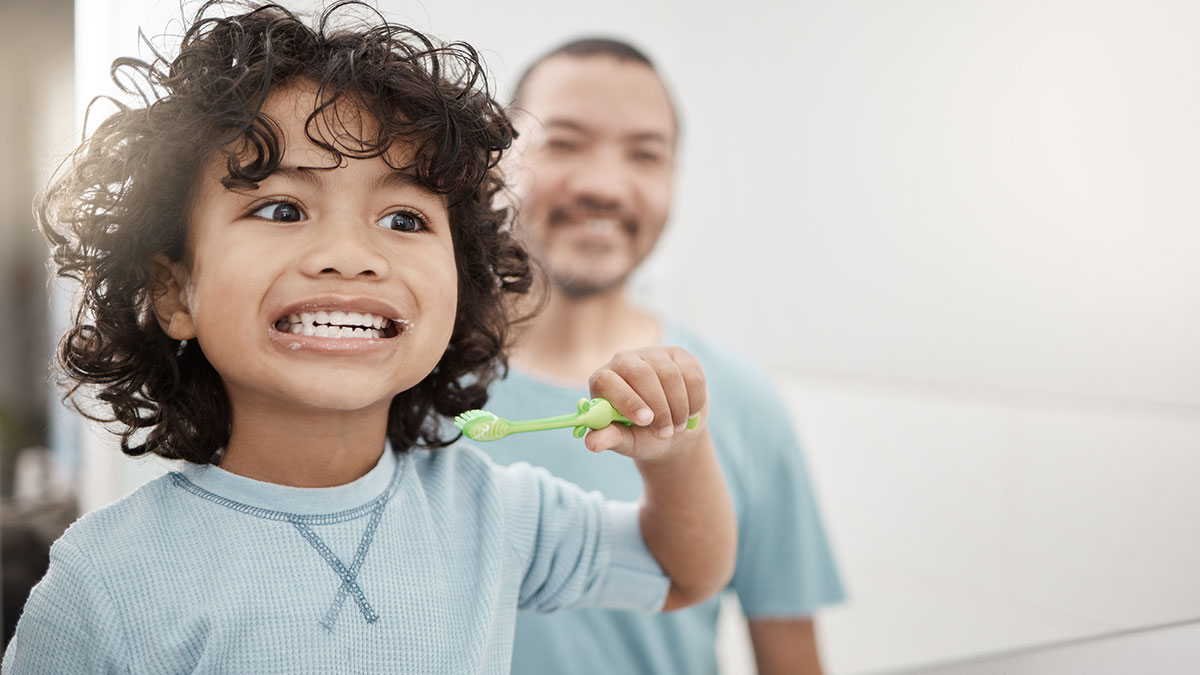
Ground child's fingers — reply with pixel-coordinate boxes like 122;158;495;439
639;349;691;433
667;346;707;421
585;347;709;458
589;354;667;431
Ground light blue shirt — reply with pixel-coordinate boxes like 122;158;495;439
3;443;669;673
484;319;845;675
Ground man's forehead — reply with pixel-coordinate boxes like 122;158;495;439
520;55;677;140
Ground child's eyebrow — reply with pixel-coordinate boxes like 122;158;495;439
250;164;427;194
371;170;423;192
268;165;323;187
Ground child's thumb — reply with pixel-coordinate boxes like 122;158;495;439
584;424;631;454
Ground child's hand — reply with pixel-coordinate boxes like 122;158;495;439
586;346;734;611
582;346;708;463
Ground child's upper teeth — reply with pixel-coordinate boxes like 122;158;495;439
285;310;394;338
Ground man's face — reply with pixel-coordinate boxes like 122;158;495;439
509;55;677;298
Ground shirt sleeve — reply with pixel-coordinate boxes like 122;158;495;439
726;379;847;618
3;538;129;673
500;461;669;614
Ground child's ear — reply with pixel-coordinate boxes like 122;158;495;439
147;254;197;341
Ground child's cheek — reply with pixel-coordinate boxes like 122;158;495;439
427;261;459;349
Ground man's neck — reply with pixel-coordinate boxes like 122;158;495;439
511;285;662;385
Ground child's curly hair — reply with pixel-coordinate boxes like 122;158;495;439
41;1;533;464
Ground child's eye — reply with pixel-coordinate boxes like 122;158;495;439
376;210;427;233
251;201;306;222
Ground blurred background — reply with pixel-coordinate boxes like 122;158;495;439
2;0;1198;672
0;0;76;655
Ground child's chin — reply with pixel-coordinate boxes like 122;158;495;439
282;386;400;416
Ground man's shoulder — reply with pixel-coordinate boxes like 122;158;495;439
664;318;780;399
664;318;804;470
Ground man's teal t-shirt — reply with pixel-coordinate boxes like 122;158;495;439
483;319;846;674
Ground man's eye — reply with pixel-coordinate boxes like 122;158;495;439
251;202;305;222
631;150;664;165
377;210;426;233
546;138;579;152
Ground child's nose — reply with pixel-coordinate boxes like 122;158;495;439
300;218;390;279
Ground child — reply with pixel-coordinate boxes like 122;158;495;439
3;3;735;672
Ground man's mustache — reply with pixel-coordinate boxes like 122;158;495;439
546;202;638;234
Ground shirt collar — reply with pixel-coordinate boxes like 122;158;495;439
176;444;401;516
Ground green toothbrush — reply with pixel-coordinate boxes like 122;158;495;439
454;397;699;442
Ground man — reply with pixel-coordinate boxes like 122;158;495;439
484;38;845;674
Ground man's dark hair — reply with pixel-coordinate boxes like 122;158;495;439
40;1;532;464
512;37;657;104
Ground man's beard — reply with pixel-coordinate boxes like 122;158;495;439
525;200;641;299
549;266;630;299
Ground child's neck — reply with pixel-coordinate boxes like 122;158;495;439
218;400;391;488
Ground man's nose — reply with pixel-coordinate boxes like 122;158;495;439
564;148;633;208
299;215;390;279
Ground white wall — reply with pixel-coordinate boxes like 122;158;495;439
75;1;1200;673
906;620;1200;675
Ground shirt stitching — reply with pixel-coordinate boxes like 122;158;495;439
291;501;384;628
166;453;404;525
166;454;404;629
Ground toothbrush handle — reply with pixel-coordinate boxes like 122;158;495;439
608;412;700;429
576;398;700;434
505;412;592;434
493;398;701;441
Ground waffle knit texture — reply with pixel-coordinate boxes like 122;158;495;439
3;443;669;673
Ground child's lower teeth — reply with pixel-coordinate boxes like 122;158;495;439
284;322;385;338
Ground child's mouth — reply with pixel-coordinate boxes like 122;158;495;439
273;311;403;339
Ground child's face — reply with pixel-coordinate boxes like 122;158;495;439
162;82;458;417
